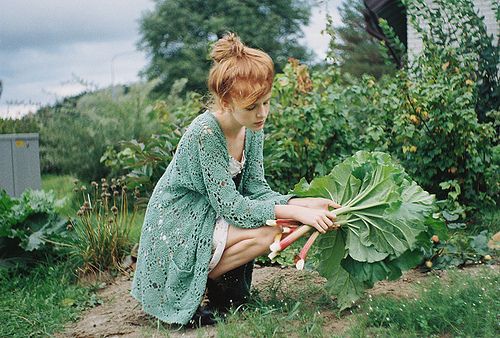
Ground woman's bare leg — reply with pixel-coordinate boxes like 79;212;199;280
208;225;281;279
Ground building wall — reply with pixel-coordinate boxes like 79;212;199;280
407;0;498;57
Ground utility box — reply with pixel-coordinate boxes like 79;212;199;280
0;133;42;197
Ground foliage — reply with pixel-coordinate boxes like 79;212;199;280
101;90;202;199
0;259;97;337
351;268;499;337
334;0;396;78
417;212;496;270
263;58;356;193
35;82;159;181
0;189;67;270
327;0;499;212
391;47;496;210
290;151;435;309
66;178;138;273
0;115;39;134
138;0;313;93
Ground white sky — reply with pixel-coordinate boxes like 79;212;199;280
0;0;342;118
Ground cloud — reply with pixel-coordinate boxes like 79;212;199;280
0;0;153;51
0;39;147;110
0;1;154;117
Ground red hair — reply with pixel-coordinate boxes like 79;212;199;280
208;33;274;109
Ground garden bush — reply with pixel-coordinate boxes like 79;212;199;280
101;88;203;197
0;115;39;134
36;82;160;181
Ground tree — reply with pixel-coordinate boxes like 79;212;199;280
335;0;395;78
138;0;314;94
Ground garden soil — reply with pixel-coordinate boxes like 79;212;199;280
56;264;495;337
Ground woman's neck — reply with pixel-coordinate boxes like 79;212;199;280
213;110;245;139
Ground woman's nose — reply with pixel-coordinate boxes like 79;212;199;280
257;104;267;118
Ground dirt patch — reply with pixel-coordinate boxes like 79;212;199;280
56;264;496;337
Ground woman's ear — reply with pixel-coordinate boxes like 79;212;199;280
220;98;233;113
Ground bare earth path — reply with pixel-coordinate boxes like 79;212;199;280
56;265;494;337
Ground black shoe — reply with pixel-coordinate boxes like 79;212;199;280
206;260;255;313
186;305;217;328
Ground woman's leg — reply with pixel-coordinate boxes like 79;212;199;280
208;225;281;279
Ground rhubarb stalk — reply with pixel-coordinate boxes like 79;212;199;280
282;226;298;234
294;231;320;270
269;225;312;252
266;219;302;227
268;232;283;260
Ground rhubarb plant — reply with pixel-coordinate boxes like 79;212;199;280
290;151;435;309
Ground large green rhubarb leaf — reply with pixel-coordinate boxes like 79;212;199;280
316;231;366;310
291;151;435;308
291;151;434;261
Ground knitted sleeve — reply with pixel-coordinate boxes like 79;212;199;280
244;130;294;205
196;127;276;228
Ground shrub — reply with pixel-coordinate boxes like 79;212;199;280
263;58;356;193
35;82;160;181
0;115;39;134
101;90;202;198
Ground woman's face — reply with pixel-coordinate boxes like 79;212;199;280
228;92;272;131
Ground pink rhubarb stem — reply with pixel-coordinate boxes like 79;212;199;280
266;219;302;227
269;225;312;252
295;231;320;270
282;226;298;234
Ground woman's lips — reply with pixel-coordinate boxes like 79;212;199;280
254;120;265;126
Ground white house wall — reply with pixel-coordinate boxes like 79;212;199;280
407;0;498;58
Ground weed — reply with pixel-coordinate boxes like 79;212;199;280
67;178;138;273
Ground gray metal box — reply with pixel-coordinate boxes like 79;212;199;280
0;133;42;197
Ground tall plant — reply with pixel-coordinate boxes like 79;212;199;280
67;178;138;273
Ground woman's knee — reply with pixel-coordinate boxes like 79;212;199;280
256;226;281;251
226;224;280;248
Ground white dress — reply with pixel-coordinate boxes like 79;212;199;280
207;151;246;272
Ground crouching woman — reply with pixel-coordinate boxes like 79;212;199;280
131;33;338;327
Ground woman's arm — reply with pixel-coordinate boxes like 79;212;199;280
274;204;337;234
288;197;341;209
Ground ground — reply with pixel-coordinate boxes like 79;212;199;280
55;263;482;338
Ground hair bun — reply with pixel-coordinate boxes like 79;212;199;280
211;32;245;63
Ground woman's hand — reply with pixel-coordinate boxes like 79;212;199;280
293;206;338;234
288;197;341;210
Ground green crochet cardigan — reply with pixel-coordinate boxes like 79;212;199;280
131;111;294;325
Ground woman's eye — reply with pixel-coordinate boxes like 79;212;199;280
246;105;256;111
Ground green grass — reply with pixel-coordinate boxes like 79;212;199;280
0;259;96;337
129;210;145;244
347;267;499;337
215;273;338;337
41;174;80;217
